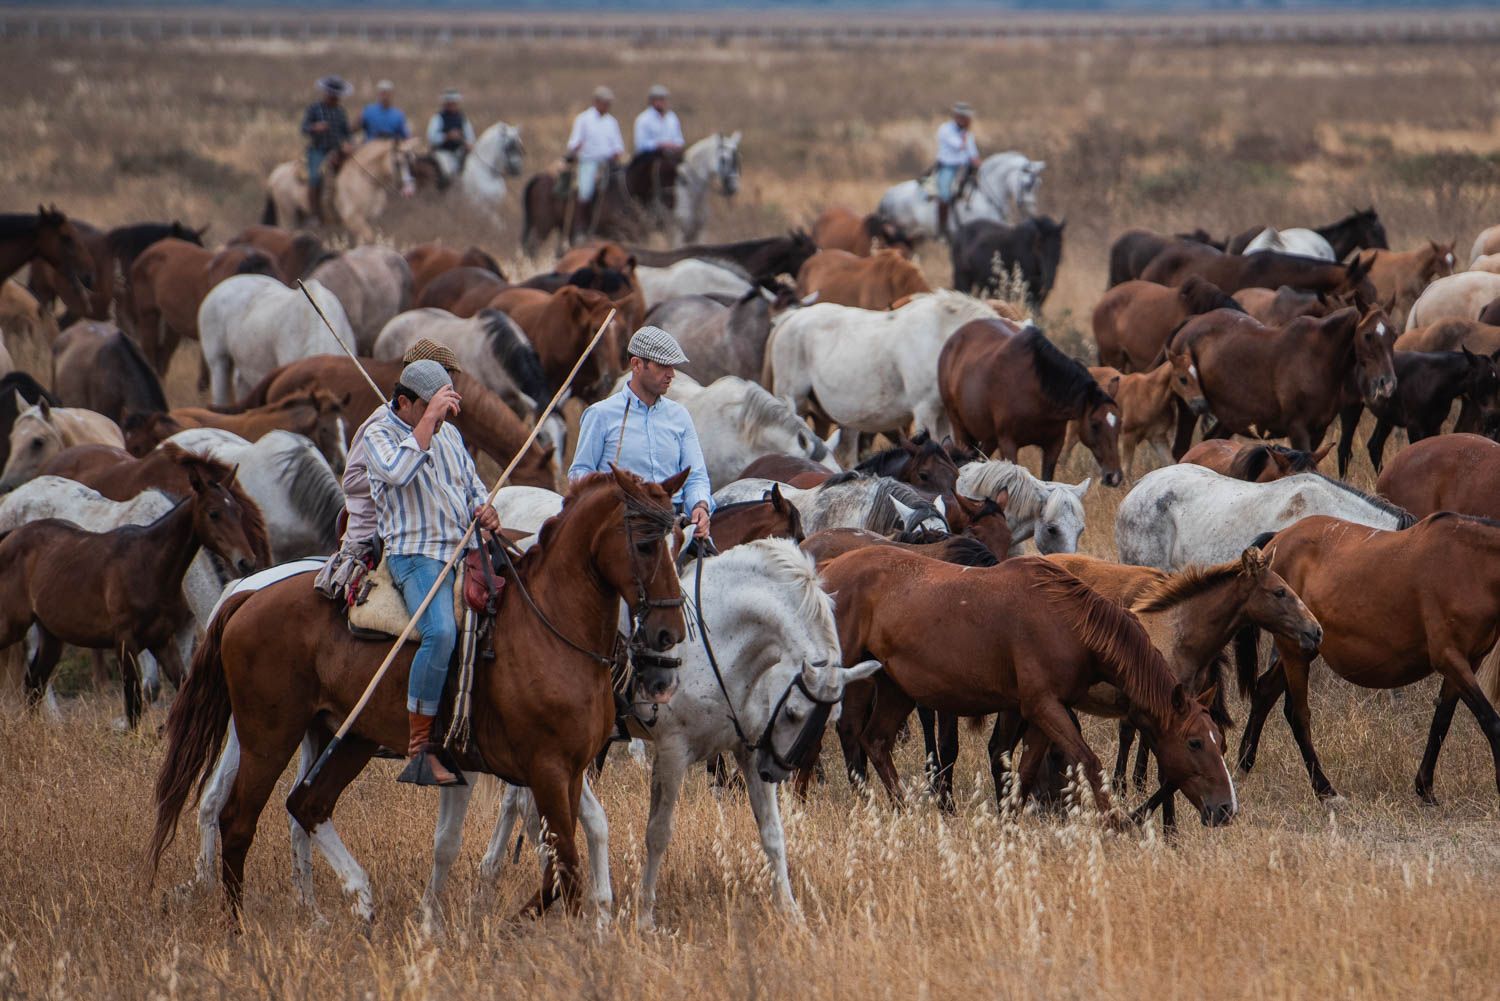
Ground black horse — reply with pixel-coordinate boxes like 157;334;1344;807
1225;207;1388;259
950;216;1066;308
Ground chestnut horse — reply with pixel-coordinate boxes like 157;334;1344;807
810;207;913;258
0;445;266;726
939;319;1124;485
41;443;218;503
1063;354;1207;477
224;225;329;286
232;355;557;490
148;469;687;920
415;266;511;316
30;219;204;324
1168;306;1396;455
1091;276;1242;372
129;391;352;473
489;285;626;402
822;548;1237;825
405;243;504;301
1356;240;1457;326
0;207;94;303
1376;433;1500;520
700;489;806;553
1142;244;1374;299
795;248;930;311
1180;440;1329;482
1238;514;1500;805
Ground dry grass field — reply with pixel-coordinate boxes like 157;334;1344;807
3;25;1500;1001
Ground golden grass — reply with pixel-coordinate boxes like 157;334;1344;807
5;29;1500;1001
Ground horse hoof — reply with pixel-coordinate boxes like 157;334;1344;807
1319;793;1348;811
110;716;131;732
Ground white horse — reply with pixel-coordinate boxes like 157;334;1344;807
491;484;563;536
1115;464;1415;571
0;396;124;492
877;152;1045;244
460;122;526;225
1243;226;1337;261
166;428;344;563
306;246;413;354
199;275;356;406
714;473;948;537
675;132;742;245
1404;271;1500;331
957;460;1090;556
763;290;996;466
636;259;752;310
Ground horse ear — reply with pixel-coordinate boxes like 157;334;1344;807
13;389;27;413
1311;442;1333;465
1068;477;1091;499
888;496;916;524
1240;546;1267;575
36;397;50;419
770;483;787;510
729;130;742;144
659;467;690;497
842;658;882;683
623;255;637;276
1196;685;1218;710
1463;345;1479;363
1170;683;1190;715
340;391;353;407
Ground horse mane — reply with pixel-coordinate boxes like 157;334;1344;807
1228;445;1273;482
1021;327;1111;411
1130;559;1242;615
715;537;836;644
269;433;343;552
855;432;949;479
958;460;1042;516
867;477;942;536
1179;275;1245;315
106;328;168;413
105;221;199;259
1300;471;1415;528
0;371;59;406
476;308;549;405
159;443;271;565
932;535;999;568
0;213;42;239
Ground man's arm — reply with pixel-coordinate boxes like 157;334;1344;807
667;113;684;146
633;112;651;153
397;111;411;140
678;418;715;515
363;422;430;487
566;403;609;481
565;113;585;157
426;114;444;147
608;118;626;158
462;119;476;146
301;105;319;138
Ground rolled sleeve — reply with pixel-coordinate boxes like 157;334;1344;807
365;424;430;487
568;403;610;481
678;420;714;513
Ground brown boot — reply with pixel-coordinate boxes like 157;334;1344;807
398;711;461;787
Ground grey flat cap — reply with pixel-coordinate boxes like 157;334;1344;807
628;325;689;366
593;85;615;102
399;359;453;401
952;101;974;117
648;83;670;99
441;88;462;103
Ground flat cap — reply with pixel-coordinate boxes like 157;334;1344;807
648;83;670;99
627;325;689;366
441;88;463;103
402;338;462;373
952;101;974;117
593;85;615;103
398;359;453;401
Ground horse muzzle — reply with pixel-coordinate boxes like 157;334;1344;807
754;749;792;785
1187;396;1210;417
634;669;679;706
1299;625;1323;655
1101;470;1124;488
1369;376;1397;402
1200;801;1235;828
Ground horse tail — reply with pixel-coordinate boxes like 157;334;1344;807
1478;641;1500;707
148;591;250;882
260;194;277;226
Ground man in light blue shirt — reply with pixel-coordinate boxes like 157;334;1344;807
359;80;411;141
633;84;685;157
568;325;714;539
934;101;981;236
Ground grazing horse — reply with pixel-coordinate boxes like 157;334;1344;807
232;356;557;490
796;249;930;311
1092;276;1243;372
1335;347;1500;475
1232;285;1328;325
957;459;1089;555
29;219;204;325
700;489;806;551
0;208;94;304
714;472;949;538
1063;355;1206;477
1142;244;1375;299
225;225;330;285
636;260;751;310
939;319;1124;484
949;217;1066;308
673;132;741;245
660;373;837;487
489;285;626;403
824;548;1237;824
165;391;351;473
460;121;526;224
1356;241;1457;327
199;275;356;406
307;246;413;354
404;243;504;302
646;282;814;385
0;398;125;492
763;291;997;466
50;321;167;426
628;231;820;287
372;308;549;420
1226;208;1388;259
1168;306;1397;454
1376;433;1500;520
148;468;687;922
1238;514;1500;805
0;446;265;727
263;138;419;242
811;207;913;258
1116;464;1413;570
1404;271;1500;331
416;266;511;317
128;239;281;375
1180;440;1329;482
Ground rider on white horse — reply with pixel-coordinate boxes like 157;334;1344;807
566;86;626;215
633;83;684;157
934;101;981;237
301;75;354;223
425;89;475;183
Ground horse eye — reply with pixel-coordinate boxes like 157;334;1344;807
209;510;222;521
1177;376;1187;384
1187;738;1204;751
1275;587;1287;598
635;540;655;554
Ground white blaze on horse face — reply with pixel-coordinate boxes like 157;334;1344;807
1447;252;1456;267
1209;730;1239;814
1189;364;1198;379
1376;322;1387;337
1106;412;1118;429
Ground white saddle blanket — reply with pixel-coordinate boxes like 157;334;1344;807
347;557;465;643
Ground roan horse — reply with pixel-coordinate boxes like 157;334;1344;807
939;319;1124;484
822;547;1238;825
149;469;687;921
0;446;266;727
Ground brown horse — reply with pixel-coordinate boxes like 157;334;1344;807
1356;240;1457;327
702;487;806;552
128;238;280;373
489;285;626;401
1395;317;1500;357
148;468;687;919
50;320;168;425
1168;306;1396;454
405;242;504;301
164;390;351;471
796;249;930;311
1064;354;1206;477
1091;276;1242;372
0;207;94;304
737;453;838;489
822;548;1237;824
523;154;679;254
233;355;557;490
810;207;913;258
939;319;1124;485
415;266;511;316
1180;440;1329;482
41;443;209;502
1376;433;1500;520
1232;285;1330;325
224;225;328;286
1142;243;1375;299
0;445;266;726
29;219;206;324
1238;514;1500;805
800;495;1012;567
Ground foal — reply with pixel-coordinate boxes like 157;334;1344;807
1063;353;1207;477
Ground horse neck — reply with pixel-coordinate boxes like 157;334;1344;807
0;228;39;277
1149;574;1248;669
503;498;623;666
137;498;203;590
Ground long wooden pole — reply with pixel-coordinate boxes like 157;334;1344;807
289;307;617;801
295;278;386;400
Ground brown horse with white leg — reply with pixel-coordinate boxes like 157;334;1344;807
148;469;686;921
0;445;266;727
821;547;1236;825
1237;514;1500;805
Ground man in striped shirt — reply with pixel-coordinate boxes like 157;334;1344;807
366;358;500;786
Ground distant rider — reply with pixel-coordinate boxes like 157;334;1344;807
301;75;354;223
934;101;981;237
566;86;626;224
426;89;475;182
359;79;412;142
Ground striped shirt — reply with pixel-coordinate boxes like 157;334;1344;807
364;404;489;560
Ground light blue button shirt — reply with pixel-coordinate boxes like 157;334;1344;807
567;385;714;513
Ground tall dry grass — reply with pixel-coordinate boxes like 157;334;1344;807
4;29;1500;1000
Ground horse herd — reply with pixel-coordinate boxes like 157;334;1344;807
7;181;1500;930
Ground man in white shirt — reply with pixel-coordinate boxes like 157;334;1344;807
425;89;476;182
934;101;981;237
633;84;684;157
566;85;626;211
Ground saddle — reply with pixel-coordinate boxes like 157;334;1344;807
347;546;503;642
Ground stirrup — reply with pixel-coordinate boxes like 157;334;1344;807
397;748;467;787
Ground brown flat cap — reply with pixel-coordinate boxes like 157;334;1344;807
402;338;462;373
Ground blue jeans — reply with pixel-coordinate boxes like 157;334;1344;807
936;164;960;202
307;148;329;183
388;554;459;716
